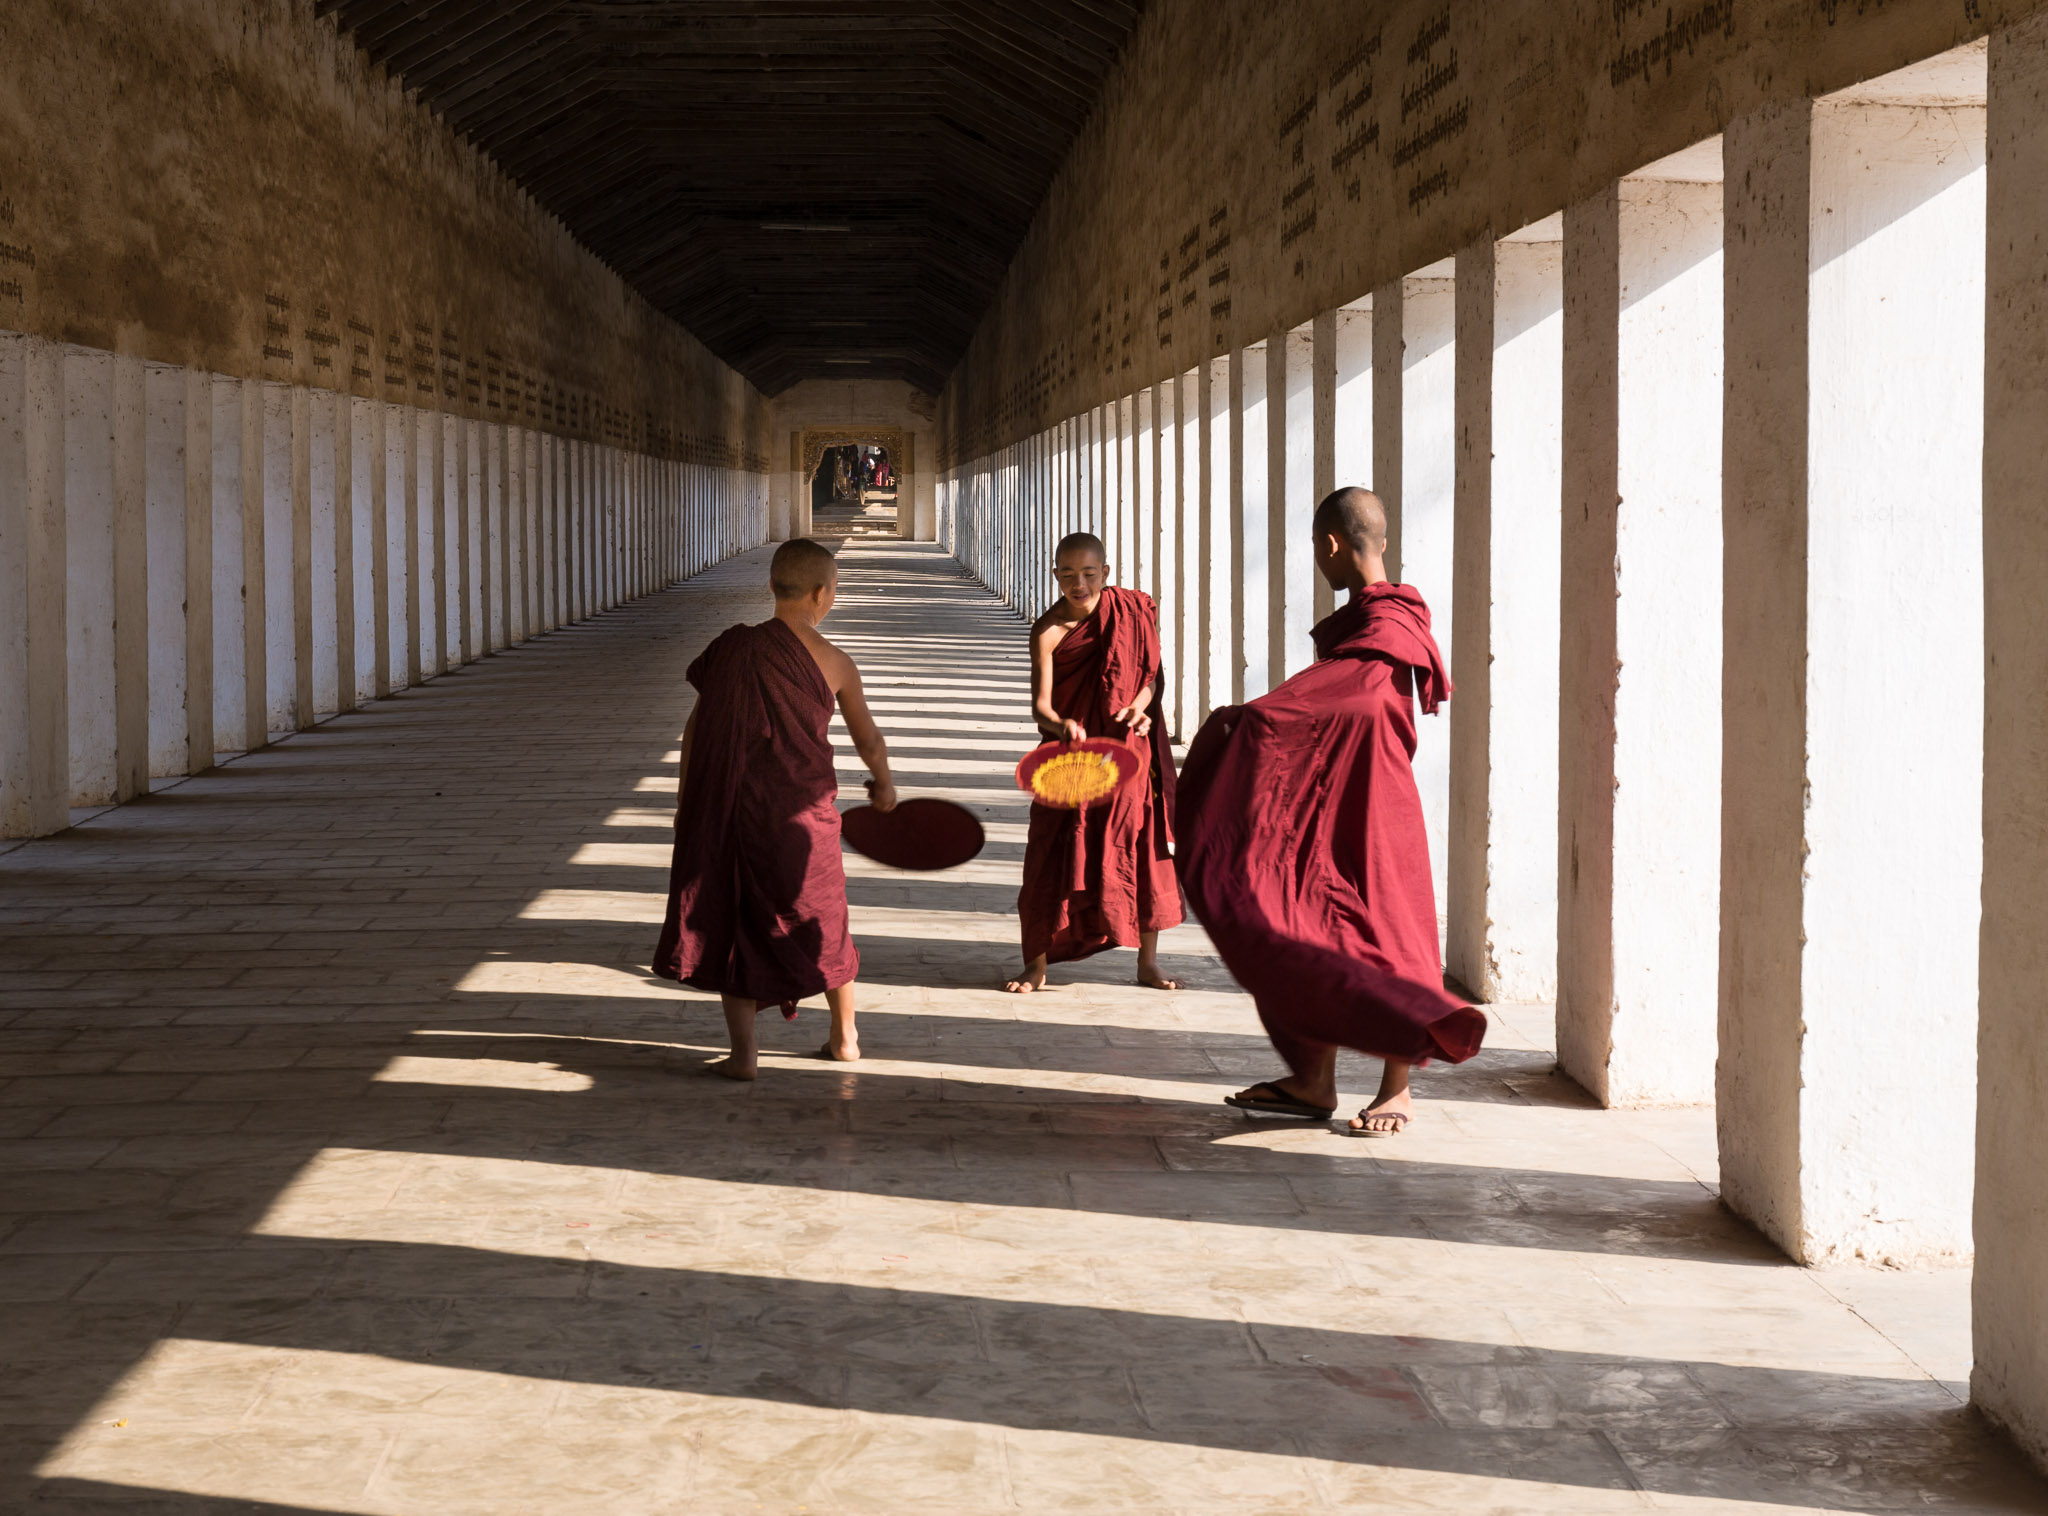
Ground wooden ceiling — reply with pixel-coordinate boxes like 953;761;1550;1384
319;1;1146;396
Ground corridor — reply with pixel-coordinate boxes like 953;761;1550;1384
0;541;2036;1512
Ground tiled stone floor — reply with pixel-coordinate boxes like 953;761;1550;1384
0;539;2041;1513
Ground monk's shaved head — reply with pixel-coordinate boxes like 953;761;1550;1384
1055;532;1106;565
1313;488;1388;553
770;538;837;600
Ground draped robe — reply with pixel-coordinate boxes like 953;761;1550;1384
1176;585;1485;1068
653;618;858;1006
1018;585;1183;964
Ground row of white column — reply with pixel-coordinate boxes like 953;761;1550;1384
0;329;769;839
945;24;2048;1469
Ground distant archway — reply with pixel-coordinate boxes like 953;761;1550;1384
796;425;913;481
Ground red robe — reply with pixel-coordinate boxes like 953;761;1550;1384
1176;584;1485;1068
653;618;858;1006
1019;585;1183;963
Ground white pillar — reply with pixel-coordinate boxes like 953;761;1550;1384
1155;383;1180;736
288;385;314;729
65;347;116;806
1980;12;2048;1473
144;364;188;779
333;391;357;713
1721;79;1985;1265
307;388;338;719
214;379;252;749
1200;352;1232;720
1401;263;1458;908
0;335;68;836
1557;169;1723;1108
1448;227;1563;1004
1372;284;1404;577
110;353;147;801
1313;299;1372;626
404;402;426;684
181;368;214;770
1236;340;1268;700
1273;324;1315;683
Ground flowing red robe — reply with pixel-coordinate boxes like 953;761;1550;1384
653;618;858;1006
1176;584;1485;1069
1019;585;1183;964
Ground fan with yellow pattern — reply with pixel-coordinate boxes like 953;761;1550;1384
1015;737;1142;810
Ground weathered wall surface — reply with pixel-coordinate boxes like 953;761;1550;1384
0;0;769;469
938;0;2017;463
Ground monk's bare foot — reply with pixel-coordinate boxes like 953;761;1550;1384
1136;961;1182;991
815;1039;860;1062
709;1053;758;1081
1002;960;1047;994
1350;1088;1414;1135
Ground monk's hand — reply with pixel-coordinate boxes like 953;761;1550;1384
1111;703;1149;735
866;776;899;814
1062;719;1088;744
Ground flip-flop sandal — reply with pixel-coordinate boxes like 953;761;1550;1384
1223;1082;1338;1120
1348;1108;1412;1138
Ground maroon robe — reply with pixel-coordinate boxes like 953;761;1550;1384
653;618;858;1006
1019;585;1183;964
1176;584;1485;1068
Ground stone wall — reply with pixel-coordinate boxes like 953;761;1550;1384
937;0;2012;463
0;0;768;468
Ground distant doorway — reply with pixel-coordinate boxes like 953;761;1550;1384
806;440;900;539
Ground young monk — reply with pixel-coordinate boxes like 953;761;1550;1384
1005;532;1183;993
653;538;896;1078
1177;489;1486;1134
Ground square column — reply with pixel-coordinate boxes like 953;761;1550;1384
288;385;314;729
180;368;215;769
1233;344;1266;701
401;403;425;686
1558;170;1723;1107
65;347;117;806
306;387;337;719
143;365;188;779
1721;80;1985;1264
0;335;67;836
1980;13;2048;1471
110;353;146;801
1400;263;1458;908
1449;228;1564;1003
368;399;391;698
1270;323;1314;683
1155;379;1182;735
1200;351;1232;720
1134;391;1154;605
333;392;357;713
1173;368;1200;735
1116;393;1134;580
1310;301;1372;626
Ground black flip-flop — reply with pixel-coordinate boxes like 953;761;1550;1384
1223;1081;1337;1120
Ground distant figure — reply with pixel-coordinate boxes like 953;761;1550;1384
1006;532;1183;994
653;539;897;1076
1177;489;1485;1133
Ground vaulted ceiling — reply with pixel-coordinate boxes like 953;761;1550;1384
319;1;1147;396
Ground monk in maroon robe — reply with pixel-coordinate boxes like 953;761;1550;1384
654;539;897;1078
1178;490;1485;1134
1005;532;1183;993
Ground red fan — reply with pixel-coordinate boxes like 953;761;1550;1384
840;796;986;871
1016;737;1141;810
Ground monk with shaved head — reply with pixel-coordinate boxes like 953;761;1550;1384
1005;531;1183;993
655;538;897;1077
1177;488;1486;1134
